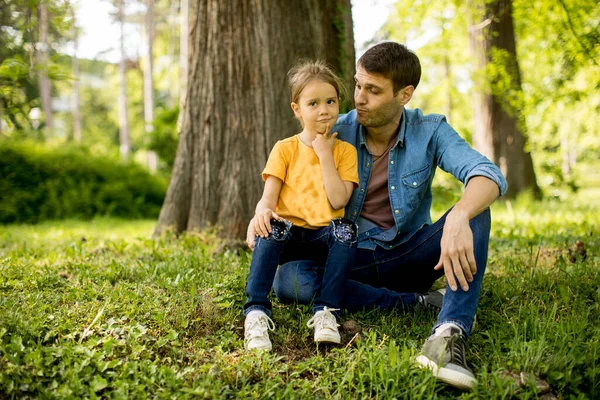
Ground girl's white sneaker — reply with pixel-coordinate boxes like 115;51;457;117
307;307;341;344
244;311;275;351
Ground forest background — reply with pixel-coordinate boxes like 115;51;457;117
1;0;598;229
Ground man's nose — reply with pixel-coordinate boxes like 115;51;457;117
355;87;366;105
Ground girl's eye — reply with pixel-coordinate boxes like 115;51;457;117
327;99;337;104
309;102;317;106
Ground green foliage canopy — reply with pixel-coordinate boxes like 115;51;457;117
0;0;74;133
381;0;600;196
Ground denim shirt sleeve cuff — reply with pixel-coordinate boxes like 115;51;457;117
464;167;508;197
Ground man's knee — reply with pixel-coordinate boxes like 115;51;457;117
273;261;319;304
331;218;358;245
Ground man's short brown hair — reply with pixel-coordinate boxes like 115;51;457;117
357;42;421;94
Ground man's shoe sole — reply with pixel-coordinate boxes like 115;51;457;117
415;355;477;390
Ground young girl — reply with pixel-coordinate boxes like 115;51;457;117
243;61;359;351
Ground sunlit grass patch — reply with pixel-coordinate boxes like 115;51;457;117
0;199;598;398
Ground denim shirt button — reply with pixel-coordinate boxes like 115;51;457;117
361;188;364;192
394;210;399;214
390;160;394;164
413;182;417;186
391;186;396;190
353;211;357;215
366;162;370;167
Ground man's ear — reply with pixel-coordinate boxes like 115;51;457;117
397;86;415;106
291;102;301;119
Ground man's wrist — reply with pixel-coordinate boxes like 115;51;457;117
448;207;469;222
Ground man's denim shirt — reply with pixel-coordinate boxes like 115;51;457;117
334;109;507;251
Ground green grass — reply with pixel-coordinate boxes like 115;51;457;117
0;199;598;399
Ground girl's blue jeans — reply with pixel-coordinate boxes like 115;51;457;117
243;218;358;317
272;208;491;337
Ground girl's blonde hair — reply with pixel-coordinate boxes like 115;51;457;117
287;60;348;105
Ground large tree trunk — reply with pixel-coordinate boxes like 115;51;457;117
155;0;355;239
37;2;52;137
469;0;540;198
117;0;130;160
144;0;157;172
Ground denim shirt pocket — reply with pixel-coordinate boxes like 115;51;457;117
401;164;431;209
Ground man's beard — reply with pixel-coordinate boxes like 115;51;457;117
356;102;401;128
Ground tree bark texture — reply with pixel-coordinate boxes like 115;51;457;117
156;0;356;239
469;0;540;198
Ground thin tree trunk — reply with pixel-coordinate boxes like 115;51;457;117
156;0;355;238
72;13;82;143
37;1;52;137
468;0;540;198
118;0;130;160
560;135;576;179
144;0;157;172
166;0;178;109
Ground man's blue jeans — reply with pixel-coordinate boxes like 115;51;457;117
273;208;491;336
244;218;358;317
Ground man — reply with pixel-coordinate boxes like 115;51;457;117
247;42;507;391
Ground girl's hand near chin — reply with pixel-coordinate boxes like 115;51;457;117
312;123;337;161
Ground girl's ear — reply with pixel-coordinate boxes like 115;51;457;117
291;102;302;119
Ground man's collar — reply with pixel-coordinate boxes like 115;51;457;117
358;108;406;150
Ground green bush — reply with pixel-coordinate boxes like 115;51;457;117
0;140;167;223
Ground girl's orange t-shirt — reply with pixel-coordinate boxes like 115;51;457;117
262;135;359;229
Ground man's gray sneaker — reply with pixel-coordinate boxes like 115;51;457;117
416;326;477;390
420;288;446;312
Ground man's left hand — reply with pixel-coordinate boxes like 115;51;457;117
434;209;476;291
